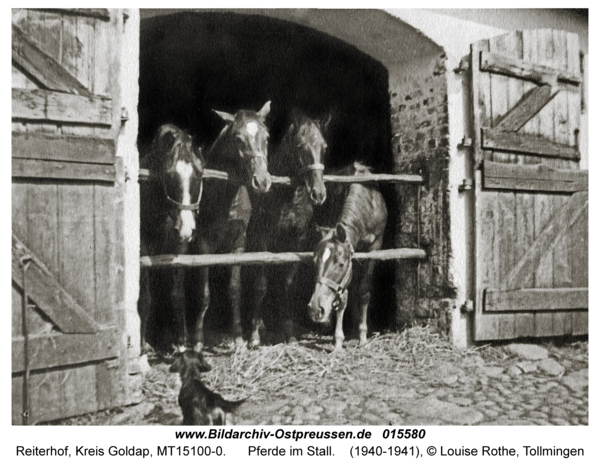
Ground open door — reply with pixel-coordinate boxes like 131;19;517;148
470;30;588;341
12;8;134;424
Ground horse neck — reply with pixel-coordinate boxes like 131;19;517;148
270;131;298;177
338;184;369;247
207;135;245;176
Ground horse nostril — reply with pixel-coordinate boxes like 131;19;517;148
252;176;260;190
310;188;326;205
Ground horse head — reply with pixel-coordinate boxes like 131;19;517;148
308;223;354;324
149;124;205;243
212;101;272;193
283;110;330;205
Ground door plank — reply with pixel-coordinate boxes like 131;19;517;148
502;191;586;291
485;288;587;311
12;235;98;334
12;88;112;125
12;328;119;373
13;158;116;182
12;24;91;96
521;29;542;164
483;161;588;192
471;39;493;165
58;183;97;316
481;128;579;159
479;51;580;84
514;192;535;335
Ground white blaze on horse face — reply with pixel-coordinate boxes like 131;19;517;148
175;160;195;241
246;121;258;137
322;248;331;264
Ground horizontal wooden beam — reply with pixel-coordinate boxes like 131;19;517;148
483;161;588;193
139;168;423;185
12;327;119;373
12;25;92;96
140;248;427;269
30;8;111;21
12;132;115;165
481;127;579;160
480;51;581;85
13;158;116;182
13;88;112;125
12;235;99;334
485;288;588;312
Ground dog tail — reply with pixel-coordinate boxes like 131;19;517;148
217;396;247;413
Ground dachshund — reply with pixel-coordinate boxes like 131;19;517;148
169;349;245;425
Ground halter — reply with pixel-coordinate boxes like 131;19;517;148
297;163;325;175
162;177;203;212
316;242;354;310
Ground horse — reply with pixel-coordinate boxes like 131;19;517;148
139;124;206;353
246;110;330;347
190;101;272;351
307;162;388;350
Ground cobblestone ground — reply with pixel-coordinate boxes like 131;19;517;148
50;334;588;426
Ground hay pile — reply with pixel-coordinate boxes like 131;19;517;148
201;324;485;401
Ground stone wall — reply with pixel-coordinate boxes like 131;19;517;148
390;53;456;332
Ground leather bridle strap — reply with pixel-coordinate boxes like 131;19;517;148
162;178;203;211
316;254;353;303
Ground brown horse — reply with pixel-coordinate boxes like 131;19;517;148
308;163;387;350
247;110;330;347
139;124;206;353
190;102;272;350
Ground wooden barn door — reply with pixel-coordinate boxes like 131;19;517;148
11;9;131;424
470;30;588;341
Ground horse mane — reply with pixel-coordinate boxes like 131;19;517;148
335;162;376;243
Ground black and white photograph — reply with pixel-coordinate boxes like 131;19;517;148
8;5;592;463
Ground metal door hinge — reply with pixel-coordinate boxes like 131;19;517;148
461;300;474;314
459;136;473;148
453;57;470;74
458;179;473;192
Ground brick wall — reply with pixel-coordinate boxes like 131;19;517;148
389;53;456;332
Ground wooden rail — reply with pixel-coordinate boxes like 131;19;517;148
138;168;422;185
140;248;427;269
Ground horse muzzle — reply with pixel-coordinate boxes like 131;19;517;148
307;287;334;324
251;171;272;193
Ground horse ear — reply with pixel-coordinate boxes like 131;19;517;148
154;125;177;149
319;112;333;132
335;223;347;242
213;110;235;122
148;125;177;170
257;101;271;122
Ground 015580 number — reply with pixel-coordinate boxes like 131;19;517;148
382;429;426;439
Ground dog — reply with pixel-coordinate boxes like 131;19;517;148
169;349;246;425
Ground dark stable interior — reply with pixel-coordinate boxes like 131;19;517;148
139;11;398;338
